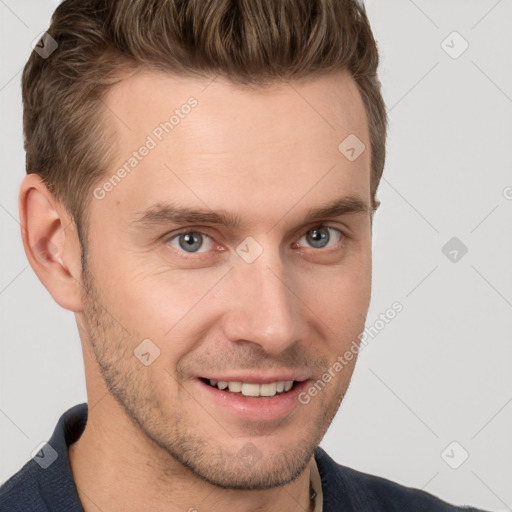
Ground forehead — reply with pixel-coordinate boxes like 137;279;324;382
105;68;368;148
93;69;371;226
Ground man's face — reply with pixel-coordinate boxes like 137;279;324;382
79;69;372;489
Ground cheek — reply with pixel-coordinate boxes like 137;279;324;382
301;251;372;337
98;263;227;351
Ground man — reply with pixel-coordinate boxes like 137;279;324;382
0;0;488;510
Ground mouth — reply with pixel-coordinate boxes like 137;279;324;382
199;378;298;397
194;376;309;422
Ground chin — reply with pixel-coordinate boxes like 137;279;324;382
175;443;314;490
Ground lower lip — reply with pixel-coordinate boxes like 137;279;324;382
194;379;309;422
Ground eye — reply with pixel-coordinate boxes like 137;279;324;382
296;225;343;250
165;224;344;257
166;230;214;254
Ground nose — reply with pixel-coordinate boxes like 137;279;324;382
221;248;306;356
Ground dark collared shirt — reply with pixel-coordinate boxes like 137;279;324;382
0;403;488;511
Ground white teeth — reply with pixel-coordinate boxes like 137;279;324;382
241;383;260;397
228;381;242;392
208;379;295;397
260;383;277;397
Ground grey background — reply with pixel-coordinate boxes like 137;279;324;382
1;1;511;510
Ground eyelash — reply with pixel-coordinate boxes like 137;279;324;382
164;224;346;259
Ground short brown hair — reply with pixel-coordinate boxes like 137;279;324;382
22;0;387;239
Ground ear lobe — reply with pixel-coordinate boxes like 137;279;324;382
19;174;84;312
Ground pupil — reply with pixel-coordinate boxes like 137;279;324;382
179;232;202;252
308;227;329;248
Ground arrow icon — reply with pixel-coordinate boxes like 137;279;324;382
441;237;468;263
338;134;365;161
134;339;161;366
31;32;58;59
440;31;469;59
236;236;263;263
441;440;469;469
31;442;58;468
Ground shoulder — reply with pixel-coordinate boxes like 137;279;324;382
314;447;488;512
0;459;48;511
0;403;87;512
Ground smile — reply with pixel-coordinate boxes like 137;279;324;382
195;376;310;422
202;378;296;397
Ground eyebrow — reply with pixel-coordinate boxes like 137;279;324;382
130;195;370;231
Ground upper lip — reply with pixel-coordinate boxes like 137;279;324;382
198;371;310;384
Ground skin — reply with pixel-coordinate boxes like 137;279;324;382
19;68;374;512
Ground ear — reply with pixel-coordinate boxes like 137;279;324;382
19;174;84;312
370;198;380;230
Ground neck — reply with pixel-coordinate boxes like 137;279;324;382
68;395;314;512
